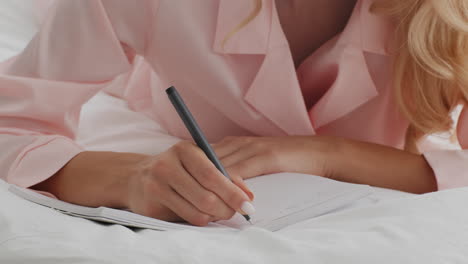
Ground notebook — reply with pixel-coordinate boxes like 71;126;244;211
9;172;372;232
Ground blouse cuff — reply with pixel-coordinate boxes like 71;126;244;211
424;149;468;190
7;136;83;188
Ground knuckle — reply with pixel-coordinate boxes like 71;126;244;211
172;141;193;153
199;193;219;213
199;166;219;183
151;159;172;175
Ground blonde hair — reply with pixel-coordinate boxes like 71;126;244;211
221;0;263;48
229;0;468;150
372;0;468;150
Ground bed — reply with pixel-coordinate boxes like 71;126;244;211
1;1;468;263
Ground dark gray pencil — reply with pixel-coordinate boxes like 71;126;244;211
166;86;254;223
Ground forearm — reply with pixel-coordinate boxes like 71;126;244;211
332;138;437;194
33;151;147;208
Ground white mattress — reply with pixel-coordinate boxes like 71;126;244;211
1;1;468;263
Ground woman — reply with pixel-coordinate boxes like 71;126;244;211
0;0;466;226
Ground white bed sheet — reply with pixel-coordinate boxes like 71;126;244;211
0;0;42;62
1;1;468;263
2;179;468;263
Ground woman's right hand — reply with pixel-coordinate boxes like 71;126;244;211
127;141;255;226
34;141;254;227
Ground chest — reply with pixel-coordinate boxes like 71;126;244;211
275;0;357;68
141;0;405;145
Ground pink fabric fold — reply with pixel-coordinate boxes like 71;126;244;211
0;0;154;187
7;136;83;188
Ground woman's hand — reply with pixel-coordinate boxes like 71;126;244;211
211;135;438;194
212;136;339;182
127;141;254;226
35;141;254;227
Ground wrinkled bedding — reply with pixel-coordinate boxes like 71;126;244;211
1;1;467;263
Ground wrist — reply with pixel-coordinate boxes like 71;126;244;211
104;152;149;209
34;151;149;209
321;136;349;181
322;138;438;194
300;136;346;179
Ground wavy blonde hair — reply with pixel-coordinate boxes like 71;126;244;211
372;0;468;150
228;0;468;150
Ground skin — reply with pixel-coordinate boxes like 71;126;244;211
275;0;359;67
34;0;437;226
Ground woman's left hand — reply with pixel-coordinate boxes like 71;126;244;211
212;136;339;184
213;135;440;195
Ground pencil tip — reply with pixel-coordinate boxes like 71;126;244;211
242;214;251;222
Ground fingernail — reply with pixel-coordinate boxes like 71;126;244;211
238;182;254;201
247;190;255;201
240;201;256;215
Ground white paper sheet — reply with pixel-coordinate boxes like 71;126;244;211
8;173;372;232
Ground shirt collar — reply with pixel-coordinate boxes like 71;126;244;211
213;0;283;54
210;0;394;134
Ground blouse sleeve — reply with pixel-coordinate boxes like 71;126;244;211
424;106;468;190
0;0;156;187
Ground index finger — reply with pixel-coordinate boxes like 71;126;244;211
179;145;254;215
